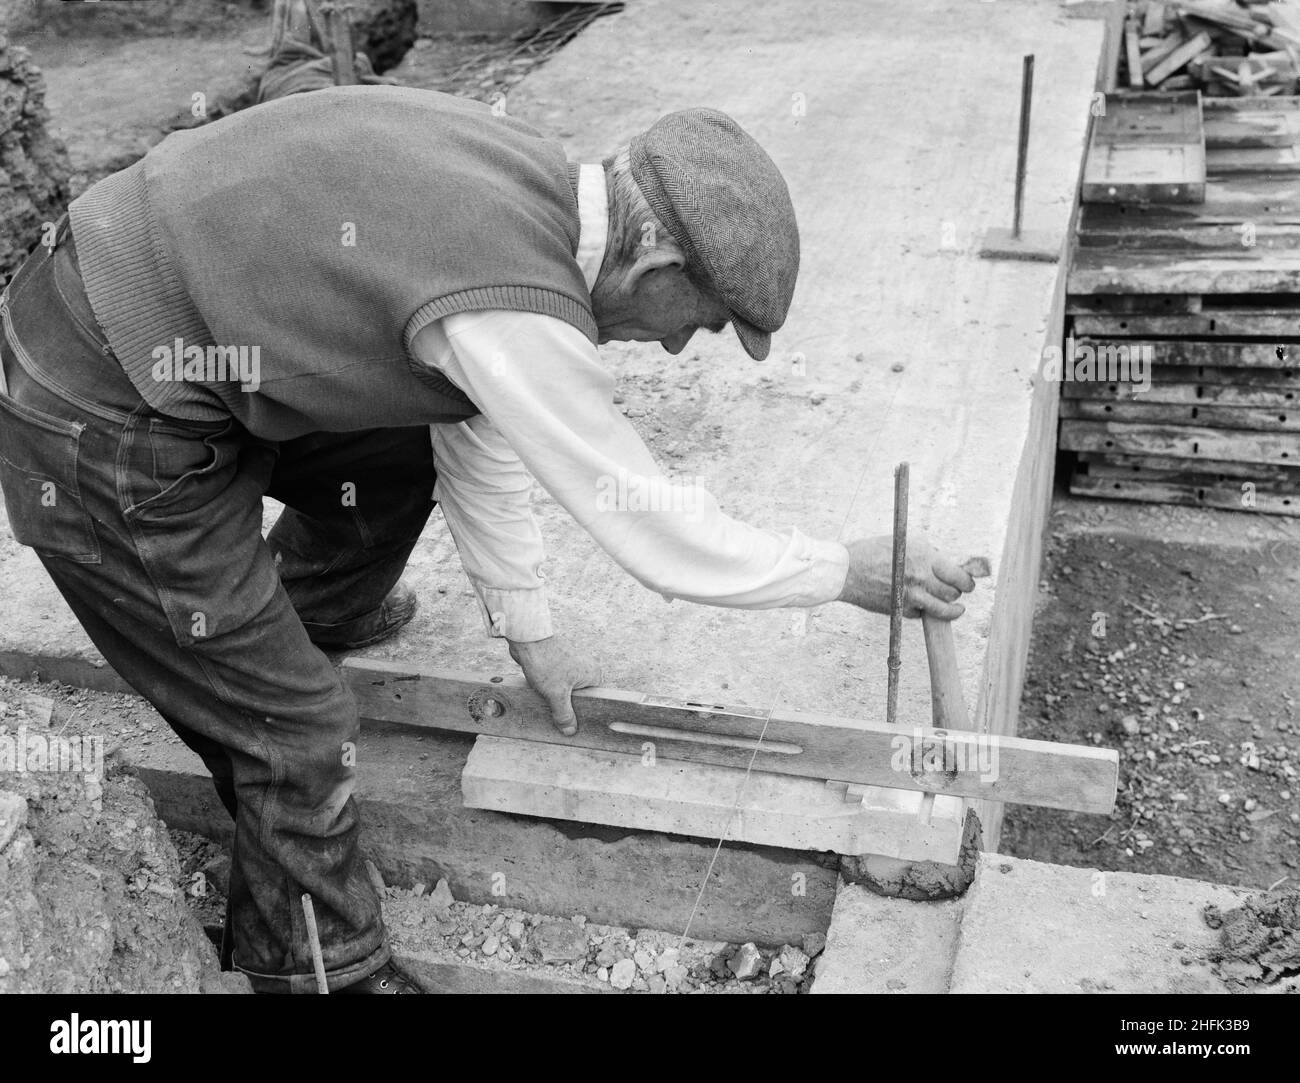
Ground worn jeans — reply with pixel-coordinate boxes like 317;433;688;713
0;223;438;991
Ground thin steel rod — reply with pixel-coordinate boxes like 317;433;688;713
301;893;329;994
1013;53;1035;238
886;461;909;727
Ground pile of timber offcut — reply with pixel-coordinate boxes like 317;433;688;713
1063;96;1300;518
1121;0;1300;95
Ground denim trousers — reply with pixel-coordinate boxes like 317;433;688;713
0;224;438;991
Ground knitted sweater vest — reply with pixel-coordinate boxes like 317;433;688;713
69;85;596;439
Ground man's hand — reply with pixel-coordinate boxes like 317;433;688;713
838;534;990;620
507;635;603;736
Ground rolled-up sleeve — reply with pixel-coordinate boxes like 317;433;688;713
414;309;849;618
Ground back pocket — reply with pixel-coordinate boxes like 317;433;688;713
0;391;101;563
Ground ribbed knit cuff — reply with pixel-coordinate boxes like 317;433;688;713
404;287;598;357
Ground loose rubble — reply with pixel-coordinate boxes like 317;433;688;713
376;876;827;994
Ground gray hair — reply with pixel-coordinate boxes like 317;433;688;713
600;148;718;300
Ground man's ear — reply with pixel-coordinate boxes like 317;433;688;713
624;242;686;295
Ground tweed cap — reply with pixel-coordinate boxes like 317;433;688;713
629;108;799;361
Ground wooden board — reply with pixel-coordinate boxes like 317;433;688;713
1207;145;1300;174
1125;15;1144;89
1200;96;1300;116
1140;33;1183;76
1080;455;1300;491
342;658;1119;814
1076;221;1300;252
1060;418;1300;465
1070;248;1300;295
1083;90;1206;204
1203;103;1300;149
1068;292;1204;315
1099;0;1127;94
1076;174;1300;250
1071;467;1298;515
1071;311;1300;336
1061;371;1300;406
462;737;969;861
1060;397;1300;432
1071;337;1300;367
1144;31;1214;87
1078;174;1300;225
1079;450;1300;485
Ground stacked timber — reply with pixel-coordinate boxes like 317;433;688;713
1121;0;1300;95
1063;96;1300;518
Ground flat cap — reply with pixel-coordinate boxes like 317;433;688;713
630;108;799;361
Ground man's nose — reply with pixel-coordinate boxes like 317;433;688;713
661;327;697;355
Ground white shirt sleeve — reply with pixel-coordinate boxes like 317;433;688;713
430;412;554;642
414;309;849;632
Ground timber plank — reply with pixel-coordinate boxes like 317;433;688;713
1081;456;1300;491
1075;222;1300;251
1203;109;1299;149
1071;337;1300;367
1077;175;1300;226
1207;145;1300;174
1069;248;1300;295
1059;418;1300;465
1061;373;1300;406
1067;293;1203;315
342;658;1119;814
1070;311;1300;336
1079;450;1300;484
1201;97;1300;115
1150;363;1300;388
1060;397;1300;432
462;737;969;861
1125;16;1144;89
1071;469;1298;516
1144;32;1214;87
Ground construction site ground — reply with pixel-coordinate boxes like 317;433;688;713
4;488;1296;992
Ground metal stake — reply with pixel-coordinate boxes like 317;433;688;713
886;462;909;727
301;893;329;994
1013;54;1035;240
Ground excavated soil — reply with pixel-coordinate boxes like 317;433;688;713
1203;888;1300;990
0;681;247;992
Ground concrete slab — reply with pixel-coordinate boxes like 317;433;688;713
0;2;1106;817
463;735;966;860
948;853;1253;994
502;0;1108;854
0;0;1110;926
811;881;963;994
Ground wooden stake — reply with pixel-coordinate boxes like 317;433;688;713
886;462;909;727
301;893;329;994
321;2;359;86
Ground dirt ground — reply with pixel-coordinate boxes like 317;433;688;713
11;3;590;196
1002;492;1300;893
